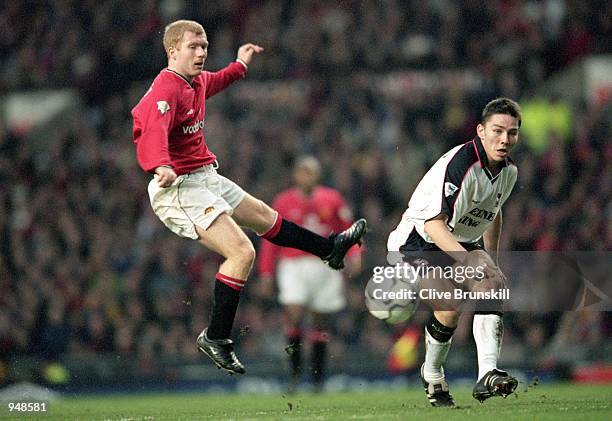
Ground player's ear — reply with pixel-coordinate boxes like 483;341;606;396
476;123;485;140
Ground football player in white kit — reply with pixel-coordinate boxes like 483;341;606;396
388;98;521;406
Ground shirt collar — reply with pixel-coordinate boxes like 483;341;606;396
164;68;198;88
472;137;508;179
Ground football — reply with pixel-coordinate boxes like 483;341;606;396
365;265;420;324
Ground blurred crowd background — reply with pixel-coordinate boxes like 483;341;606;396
0;0;610;387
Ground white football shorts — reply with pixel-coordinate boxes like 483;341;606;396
277;256;346;313
147;164;246;240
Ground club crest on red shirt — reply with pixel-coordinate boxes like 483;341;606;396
157;101;170;115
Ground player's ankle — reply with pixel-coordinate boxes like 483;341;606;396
423;367;445;382
478;365;497;381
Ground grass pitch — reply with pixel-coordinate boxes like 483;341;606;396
20;383;612;420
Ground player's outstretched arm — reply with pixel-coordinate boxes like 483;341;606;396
483;210;502;262
236;43;264;66
481;211;507;285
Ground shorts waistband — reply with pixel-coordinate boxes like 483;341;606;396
191;161;219;174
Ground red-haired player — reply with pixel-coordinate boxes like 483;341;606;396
131;20;366;375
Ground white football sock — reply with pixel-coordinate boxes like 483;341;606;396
423;328;452;382
473;314;503;381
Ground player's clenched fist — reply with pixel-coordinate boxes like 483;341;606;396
237;43;264;65
155;166;177;188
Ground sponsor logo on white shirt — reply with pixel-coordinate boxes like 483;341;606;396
444;182;458;197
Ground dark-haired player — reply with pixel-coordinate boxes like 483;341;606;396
388;98;521;405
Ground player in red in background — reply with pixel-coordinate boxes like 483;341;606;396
131;20;366;375
258;156;362;393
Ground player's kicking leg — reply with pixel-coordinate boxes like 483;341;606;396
472;311;518;402
232;194;367;270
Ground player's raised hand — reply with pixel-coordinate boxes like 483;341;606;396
155;166;177;188
237;43;264;65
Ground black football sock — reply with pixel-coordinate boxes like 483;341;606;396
263;218;333;258
311;337;327;388
426;313;456;343
286;329;302;378
207;274;244;340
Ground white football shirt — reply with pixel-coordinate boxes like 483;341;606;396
388;137;517;251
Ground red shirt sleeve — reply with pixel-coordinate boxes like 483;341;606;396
132;83;178;173
204;61;247;99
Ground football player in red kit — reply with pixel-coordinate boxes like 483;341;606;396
258;156;362;392
131;20;366;375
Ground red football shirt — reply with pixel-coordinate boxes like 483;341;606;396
131;61;246;175
258;186;360;276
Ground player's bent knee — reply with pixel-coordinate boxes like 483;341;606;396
434;310;460;327
233;240;256;267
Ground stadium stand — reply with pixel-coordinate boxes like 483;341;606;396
0;0;610;388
